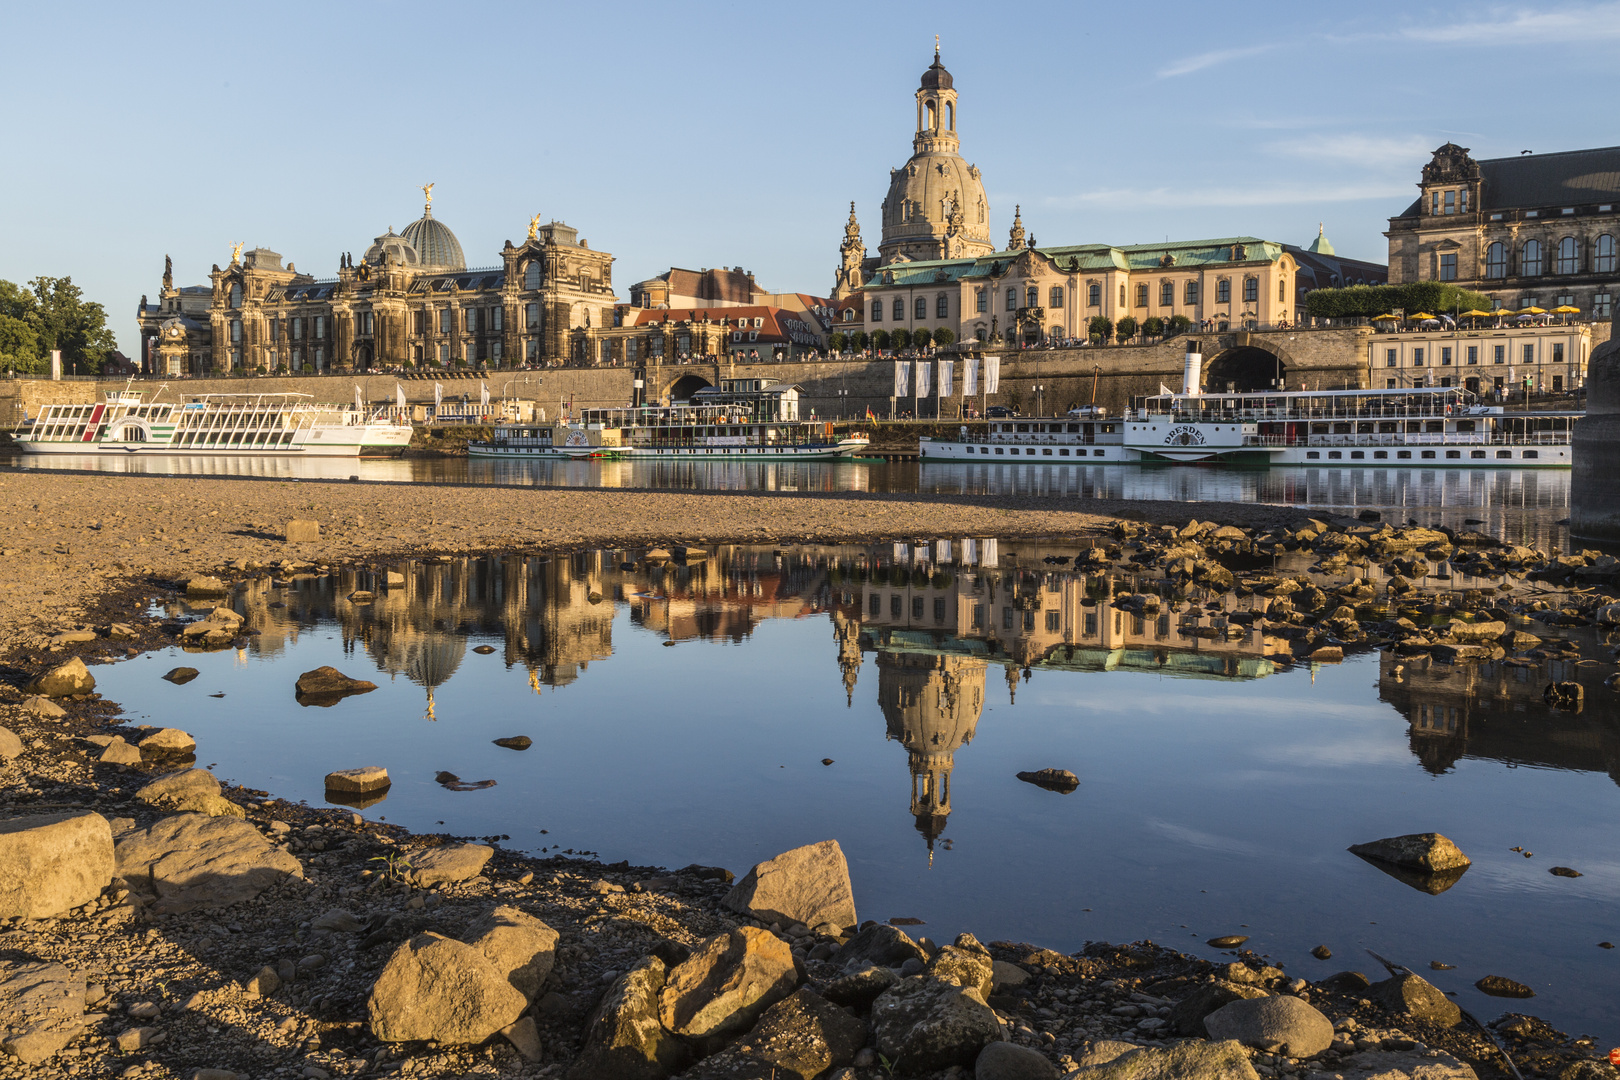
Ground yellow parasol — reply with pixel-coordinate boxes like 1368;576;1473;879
1409;312;1436;320
1461;309;1495;317
1552;305;1581;314
1518;306;1547;315
1370;313;1399;321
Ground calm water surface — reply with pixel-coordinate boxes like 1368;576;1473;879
94;541;1620;1042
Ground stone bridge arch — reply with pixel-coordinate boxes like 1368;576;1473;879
1201;336;1295;393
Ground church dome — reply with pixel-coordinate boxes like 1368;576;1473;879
363;228;420;268
920;54;953;90
402;207;466;270
881;153;992;261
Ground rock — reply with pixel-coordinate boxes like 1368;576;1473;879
871;975;1003;1076
22;697;67;721
723;839;856;935
1168;980;1269;1036
502;1015;544;1061
569;957;691;1080
823;965;900;1009
285;519;321;543
1207;935;1249;948
115;1026;157;1051
1445;619;1507;642
312;909;363;933
1015;768;1080;793
1349;833;1470;872
659;926;798;1043
294;666;377;706
367;932;528;1044
462;904;558;1002
1309;646;1344;663
1367;974;1461;1027
0;960;87;1064
139;728;196;756
0;812;115;919
1474;975;1534;998
189;1071;243;1080
184;576;228;596
98;737;144;766
1545;681;1584;709
1352;852;1470;894
493;736;532;750
23;657;94;698
837;922;928;972
135;768;243;817
411;843;493;887
928;933;995;998
1315;971;1371;993
243;966;281;997
1072;1041;1141;1068
180;608;242;643
1330;1050;1479;1079
1203;995;1333;1057
114;812;304;914
1311;945;1332;960
163;667;200;685
1065;1040;1260;1079
991;960;1030;992
0;728;20;761
681;987;865;1080
1549;866;1583;878
323;767;390;794
108;623;139;640
384;571;406;587
472;644;496;654
976;1041;1060;1080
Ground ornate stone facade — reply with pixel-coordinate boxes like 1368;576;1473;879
1386;143;1620;318
136;194;617;374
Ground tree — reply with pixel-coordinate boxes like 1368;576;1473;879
828;331;847;354
26;277;116;375
1142;316;1165;339
1087;316;1113;344
872;329;891;351
892;328;911;350
933;327;956;346
852;330;869;351
1302;282;1495;320
1167;314;1191;336
912;327;932;349
1115;316;1139;343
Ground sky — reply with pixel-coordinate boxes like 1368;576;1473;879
5;0;1620;354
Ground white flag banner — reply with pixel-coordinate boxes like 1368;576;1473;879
963;356;979;397
961;537;978;566
916;360;931;399
480;381;490;407
396;383;406;408
937;359;953;398
935;539;952;563
434;382;443;410
981;538;999;566
893;361;910;398
983;356;1001;395
354;385;363;410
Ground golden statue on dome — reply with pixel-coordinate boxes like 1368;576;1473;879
421;182;434;211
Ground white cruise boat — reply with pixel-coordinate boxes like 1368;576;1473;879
13;390;413;457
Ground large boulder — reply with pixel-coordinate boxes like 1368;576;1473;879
114;813;303;914
411;843;493;887
23;658;94;698
368;933;528;1044
927;933;995;999
822;965;900;1009
837;922;929;972
1331;1050;1479;1079
138;728;196;756
0;728;21;761
1169;980;1269;1036
0;812;115;920
722;840;856;935
658;927;798;1044
1348;834;1470;872
680;988;865;1080
97;737;143;767
0;960;87;1064
462;904;558;1002
976;1042;1060;1079
871;975;1003;1076
1203;995;1333;1057
295;666;377;707
1367;974;1462;1028
569;957;691;1080
134;768;243;818
1065;1040;1260;1079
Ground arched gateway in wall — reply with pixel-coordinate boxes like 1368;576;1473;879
1202;343;1291;393
665;374;713;402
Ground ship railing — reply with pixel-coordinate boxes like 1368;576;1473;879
1242;432;1570;448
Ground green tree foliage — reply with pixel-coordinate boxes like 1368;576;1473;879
1142;315;1165;339
1167;314;1192;335
933;327;955;346
852;330;869;351
1087;316;1113;343
912;327;932;349
891;328;912;350
872;329;891;351
0;276;116;374
1115;315;1139;343
828;331;847;354
1303;282;1495;320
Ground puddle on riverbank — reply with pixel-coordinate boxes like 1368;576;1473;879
95;540;1620;1042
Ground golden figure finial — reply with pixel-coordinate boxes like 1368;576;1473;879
528;213;541;242
421;182;434;211
230;241;243;265
935;33;940;56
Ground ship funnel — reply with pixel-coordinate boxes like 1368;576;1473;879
1182;342;1203;396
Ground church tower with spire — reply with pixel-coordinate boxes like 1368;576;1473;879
833;203;866;300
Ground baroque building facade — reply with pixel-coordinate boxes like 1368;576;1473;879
136;191;617;374
1386;143;1620;318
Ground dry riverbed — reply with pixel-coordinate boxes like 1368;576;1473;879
0;470;1615;1080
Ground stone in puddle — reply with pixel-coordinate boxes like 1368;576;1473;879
1349;833;1472;872
163;667;200;685
1203;995;1333;1057
1207;935;1249;948
1015;768;1079;793
493;736;532;750
324;767;390;794
294;666;377;706
1475;975;1535;998
23;657;94;698
1549;866;1583;878
0;811;115;919
1311;945;1332;960
723;839;856;935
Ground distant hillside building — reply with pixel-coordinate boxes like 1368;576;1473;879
1387;143;1620;318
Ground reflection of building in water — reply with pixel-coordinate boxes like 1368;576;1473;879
876;650;986;859
1377;652;1620;784
630;552;828;644
832;608;864;705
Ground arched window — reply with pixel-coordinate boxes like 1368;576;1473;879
892;298;904;320
936;293;950;317
925;100;937;131
1599;235;1617;273
1278;278;1286;302
1242;277;1258;303
1026;287;1039;308
1006;288;1016;311
228;283;242;309
1556;236;1578;274
975;288;987;312
523;261;540;290
1184;281;1199;305
914;296;927;320
1485;242;1507;278
1088;284;1101;307
1522;239;1543;276
1160;281;1174;307
947;102;955;130
1217;279;1231;304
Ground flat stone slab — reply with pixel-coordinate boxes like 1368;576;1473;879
115;813;304;914
410;843;493;887
0;960;87;1064
0;812;115;920
324;767;390;793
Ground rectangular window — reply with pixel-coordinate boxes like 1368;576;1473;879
1243;278;1258;303
1523;343;1536;365
1006;288;1017;311
1045;610;1060;632
290;316;302;339
1217;279;1231;304
1184;281;1198;305
1160;281;1174;306
1088;284;1101;307
1385;348;1397;367
1049;287;1063;309
1413;348;1424;367
1439;253;1457;281
893;298;904;319
912;596;924;620
1135;283;1148;307
1494;344;1506;364
315;315;325;338
1084;613;1097;637
915;296;927;320
1461;189;1469;212
1003;607;1014;630
971;603;984;629
492;307;502;331
937;294;950;317
1431;191;1440;214
1553;342;1565;364
1596;293;1613;317
491;341;502;361
439;343;449;364
1444;190;1456;214
934;598;946;623
1441;347;1452;366
975;289;987;313
465;308;478;333
871;301;883;322
1466;346;1478;365
440;309;453;333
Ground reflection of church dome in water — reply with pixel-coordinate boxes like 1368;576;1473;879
877;651;986;858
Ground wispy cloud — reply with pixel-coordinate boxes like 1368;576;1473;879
1400;2;1620;43
1156;44;1277;78
1042;183;1409;211
1266;133;1435;171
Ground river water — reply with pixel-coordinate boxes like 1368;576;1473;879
92;540;1620;1043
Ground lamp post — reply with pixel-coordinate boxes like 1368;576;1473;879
837;387;849;419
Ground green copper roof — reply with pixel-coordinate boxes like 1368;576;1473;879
866;236;1283;288
1306;225;1336;256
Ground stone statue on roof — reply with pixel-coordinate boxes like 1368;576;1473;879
230;241;243;265
528;214;541;242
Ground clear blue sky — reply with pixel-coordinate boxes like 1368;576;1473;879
5;0;1618;353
